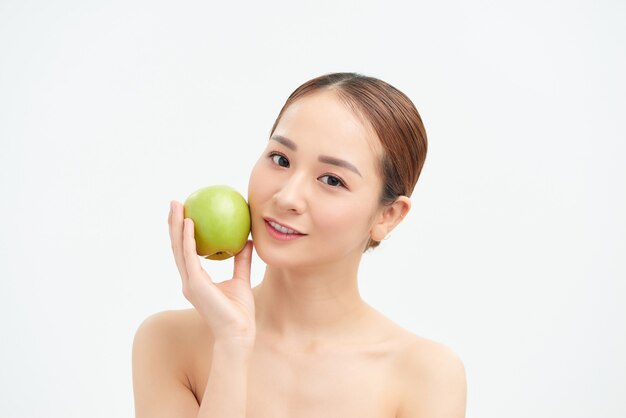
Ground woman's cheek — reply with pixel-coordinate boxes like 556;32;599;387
248;162;267;206
315;197;355;233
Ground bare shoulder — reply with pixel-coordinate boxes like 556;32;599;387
132;308;211;417
133;308;209;357
393;330;467;418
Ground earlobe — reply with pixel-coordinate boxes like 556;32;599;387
370;223;387;242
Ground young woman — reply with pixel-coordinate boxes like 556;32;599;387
133;72;467;418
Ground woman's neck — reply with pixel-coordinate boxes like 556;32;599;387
252;257;373;348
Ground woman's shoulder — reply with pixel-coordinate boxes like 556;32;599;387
388;327;467;417
135;308;205;332
367;307;463;364
133;308;213;367
134;307;211;343
395;331;466;385
132;310;214;414
388;324;462;368
364;308;465;416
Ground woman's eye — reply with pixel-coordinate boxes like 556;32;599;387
271;153;290;168
319;174;345;188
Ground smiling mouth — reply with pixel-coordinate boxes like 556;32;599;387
263;218;306;240
267;220;301;235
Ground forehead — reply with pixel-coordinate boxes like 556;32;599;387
272;90;383;172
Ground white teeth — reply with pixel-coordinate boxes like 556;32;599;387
268;221;298;235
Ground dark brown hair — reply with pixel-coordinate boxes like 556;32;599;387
269;72;428;250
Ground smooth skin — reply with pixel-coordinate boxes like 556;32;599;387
132;90;467;418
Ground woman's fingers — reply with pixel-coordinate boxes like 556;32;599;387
232;240;253;285
168;201;189;284
182;218;202;277
168;202;255;342
182;218;216;287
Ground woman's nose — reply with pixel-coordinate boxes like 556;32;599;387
273;173;307;214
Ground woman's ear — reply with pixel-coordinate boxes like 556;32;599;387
369;196;411;242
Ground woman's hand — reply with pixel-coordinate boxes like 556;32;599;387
168;201;256;347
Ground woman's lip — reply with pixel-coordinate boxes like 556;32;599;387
262;217;305;235
264;220;306;241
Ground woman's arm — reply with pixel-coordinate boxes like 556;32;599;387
132;312;201;418
197;341;252;417
132;201;258;417
132;312;253;418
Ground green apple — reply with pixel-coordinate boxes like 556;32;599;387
183;185;251;260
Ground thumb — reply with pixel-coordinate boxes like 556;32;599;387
232;240;253;284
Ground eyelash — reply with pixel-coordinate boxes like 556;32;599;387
267;151;348;189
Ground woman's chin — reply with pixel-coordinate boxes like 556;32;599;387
253;242;307;269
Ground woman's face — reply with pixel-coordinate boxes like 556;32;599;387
248;90;385;268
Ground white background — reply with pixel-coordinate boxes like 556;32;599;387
1;1;624;417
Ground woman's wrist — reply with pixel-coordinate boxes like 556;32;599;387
199;336;254;417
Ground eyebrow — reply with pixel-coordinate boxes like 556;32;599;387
318;155;362;177
270;134;362;177
270;134;297;150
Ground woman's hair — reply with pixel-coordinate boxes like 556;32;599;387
269;72;428;250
